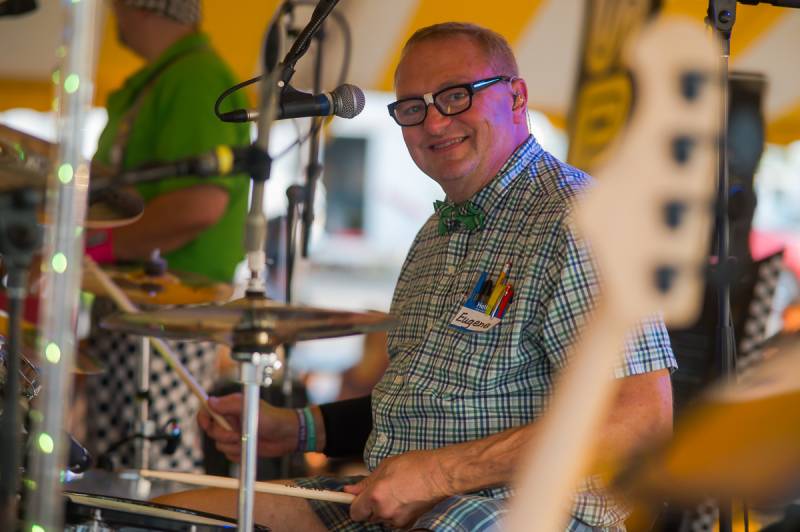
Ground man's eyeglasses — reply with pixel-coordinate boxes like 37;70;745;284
387;76;512;127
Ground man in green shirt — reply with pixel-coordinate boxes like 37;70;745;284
84;0;250;471
90;0;249;281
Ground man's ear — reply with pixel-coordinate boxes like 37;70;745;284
511;78;529;118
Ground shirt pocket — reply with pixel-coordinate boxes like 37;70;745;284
404;312;522;399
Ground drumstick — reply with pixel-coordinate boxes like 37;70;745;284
83;256;233;432
139;469;355;504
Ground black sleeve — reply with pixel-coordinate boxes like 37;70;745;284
319;395;372;458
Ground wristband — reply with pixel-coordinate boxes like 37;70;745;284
85;228;115;264
295;408;307;453
302;407;316;452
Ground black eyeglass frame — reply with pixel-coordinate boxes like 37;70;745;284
387;75;513;127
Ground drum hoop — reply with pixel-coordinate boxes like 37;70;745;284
64;491;270;531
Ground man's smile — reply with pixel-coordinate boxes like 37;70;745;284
428;136;468;151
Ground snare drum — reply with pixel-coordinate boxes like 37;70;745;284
64;492;271;531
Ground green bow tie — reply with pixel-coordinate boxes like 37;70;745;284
434;200;486;236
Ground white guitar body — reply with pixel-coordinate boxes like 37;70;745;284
506;17;721;532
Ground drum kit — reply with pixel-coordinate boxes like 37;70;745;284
0;119;397;528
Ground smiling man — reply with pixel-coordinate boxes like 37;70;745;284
158;22;676;531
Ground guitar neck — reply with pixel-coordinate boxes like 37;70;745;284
507;307;630;531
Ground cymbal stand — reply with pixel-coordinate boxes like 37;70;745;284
234;2;339;529
133;254;168;471
231;316;281;532
133;337;154;470
231;8;284;532
0;187;41;531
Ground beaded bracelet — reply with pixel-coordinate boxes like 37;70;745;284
302;407;316;452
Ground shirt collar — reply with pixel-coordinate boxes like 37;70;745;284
466;135;543;213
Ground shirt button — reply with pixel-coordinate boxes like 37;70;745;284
446;265;456;275
376;433;388;445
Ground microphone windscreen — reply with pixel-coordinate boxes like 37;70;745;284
331;84;366;119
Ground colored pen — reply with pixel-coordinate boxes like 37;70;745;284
465;271;488;307
490;284;511;317
485;262;512;315
495;285;514;318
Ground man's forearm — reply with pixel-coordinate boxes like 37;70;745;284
112;185;228;260
433;369;673;495
436;424;535;493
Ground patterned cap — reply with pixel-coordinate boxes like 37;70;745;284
122;0;201;25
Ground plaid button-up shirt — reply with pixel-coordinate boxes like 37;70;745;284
364;135;676;529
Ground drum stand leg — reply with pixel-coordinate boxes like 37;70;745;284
235;350;280;532
133;337;155;471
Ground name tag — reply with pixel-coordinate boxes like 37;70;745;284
450;305;501;332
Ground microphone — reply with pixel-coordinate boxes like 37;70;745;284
219;83;365;122
101;145;254;186
159;418;182;455
66;433;92;473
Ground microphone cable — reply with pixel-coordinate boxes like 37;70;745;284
212;0;353;160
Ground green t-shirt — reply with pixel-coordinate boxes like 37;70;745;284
94;32;250;282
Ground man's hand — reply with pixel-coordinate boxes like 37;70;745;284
344;449;454;529
198;393;298;461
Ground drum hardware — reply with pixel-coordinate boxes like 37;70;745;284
84;255;234;433
81;255;234;307
0;124;145;230
100;296;397;346
0;314;105;376
0;336;42;405
96;418;182;471
0;185;42;529
63;491;271;531
65;433;93;475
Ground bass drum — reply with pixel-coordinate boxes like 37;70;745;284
64;491;271;531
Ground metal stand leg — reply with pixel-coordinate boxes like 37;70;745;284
236;351;279;532
133;337;154;471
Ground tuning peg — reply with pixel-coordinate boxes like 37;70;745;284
664;200;687;229
655;266;677;293
671;135;695;165
680;70;706;101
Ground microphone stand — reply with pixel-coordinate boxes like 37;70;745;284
704;1;800;529
230;2;339;529
301;22;327;260
278;20;327;478
706;4;736;529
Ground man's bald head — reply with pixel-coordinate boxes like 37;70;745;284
395;22;519;87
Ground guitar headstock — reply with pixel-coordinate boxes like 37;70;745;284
574;18;721;328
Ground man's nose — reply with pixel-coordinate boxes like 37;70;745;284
423;103;451;133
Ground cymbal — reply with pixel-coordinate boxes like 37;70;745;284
0;312;104;375
82;265;233;306
100;296;397;346
0;124;144;229
615;334;800;504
